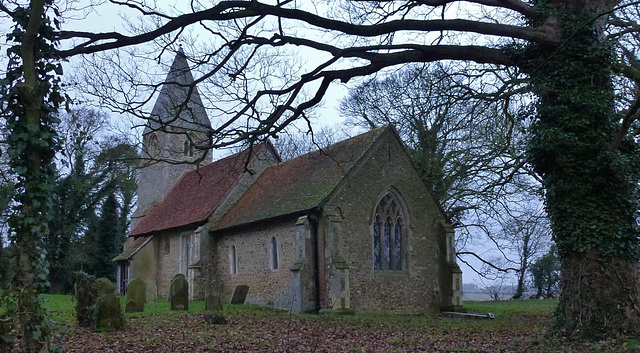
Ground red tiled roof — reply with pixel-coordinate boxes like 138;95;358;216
214;127;387;230
129;144;266;236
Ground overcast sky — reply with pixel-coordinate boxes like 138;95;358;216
0;0;527;288
66;0;520;287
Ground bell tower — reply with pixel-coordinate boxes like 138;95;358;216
132;48;213;229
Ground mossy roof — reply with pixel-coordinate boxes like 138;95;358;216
113;235;153;262
213;127;387;230
129;144;267;237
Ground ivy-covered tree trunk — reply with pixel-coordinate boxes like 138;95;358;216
2;0;62;351
524;3;640;339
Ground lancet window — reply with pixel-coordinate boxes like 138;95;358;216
271;236;279;270
230;245;238;274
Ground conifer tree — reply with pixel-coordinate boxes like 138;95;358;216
91;193;121;282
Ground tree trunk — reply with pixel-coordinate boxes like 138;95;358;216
512;269;526;300
524;5;640;338
9;0;56;351
512;231;531;300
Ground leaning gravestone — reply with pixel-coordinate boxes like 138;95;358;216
97;293;125;331
205;280;224;312
125;278;146;313
230;285;249;304
170;274;189;311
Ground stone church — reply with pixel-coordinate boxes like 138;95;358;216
114;50;463;313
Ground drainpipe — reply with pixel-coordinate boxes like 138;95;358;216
308;210;321;312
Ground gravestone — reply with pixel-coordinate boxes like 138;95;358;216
168;273;184;300
170;274;189;311
74;272;98;328
95;277;116;296
97;293;125;331
125;278;146;313
125;300;141;313
230;285;249;304
205;280;224;312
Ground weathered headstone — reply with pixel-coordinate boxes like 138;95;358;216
125;300;141;313
97;293;125;331
95;277;116;296
170;274;189;311
205;280;224;312
74;272;98;328
75;275;125;331
125;278;146;313
168;273;184;300
230;285;249;304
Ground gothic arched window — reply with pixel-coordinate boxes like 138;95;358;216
373;191;406;271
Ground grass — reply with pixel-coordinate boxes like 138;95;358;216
13;296;637;352
42;294;288;325
42;295;557;329
464;299;558;316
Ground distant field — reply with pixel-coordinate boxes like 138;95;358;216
23;295;636;352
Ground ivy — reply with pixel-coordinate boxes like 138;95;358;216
507;2;640;339
0;1;64;351
515;7;640;262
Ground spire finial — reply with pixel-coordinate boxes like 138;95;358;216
178;44;185;55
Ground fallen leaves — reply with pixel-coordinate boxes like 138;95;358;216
54;308;636;353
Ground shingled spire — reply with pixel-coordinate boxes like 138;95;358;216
145;47;211;135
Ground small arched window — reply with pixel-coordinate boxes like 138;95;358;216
147;134;159;158
230;245;238;274
271;237;279;270
373;191;406;271
183;139;194;157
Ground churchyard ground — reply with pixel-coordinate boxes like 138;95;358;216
37;295;638;352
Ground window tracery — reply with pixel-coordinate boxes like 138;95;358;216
373;192;405;271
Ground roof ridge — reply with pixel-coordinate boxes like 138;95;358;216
316;126;390;207
271;126;388;168
213;126;390;230
181;141;267;176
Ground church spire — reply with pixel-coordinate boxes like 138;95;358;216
133;49;213;229
144;48;211;135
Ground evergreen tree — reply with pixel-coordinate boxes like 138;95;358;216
91;193;121;282
44;110;139;293
47;151;96;293
530;246;560;299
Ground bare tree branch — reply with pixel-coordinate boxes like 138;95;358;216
57;1;559;58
